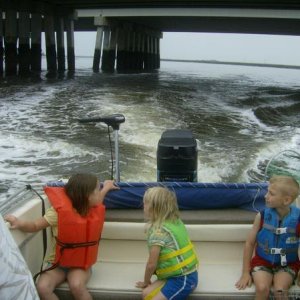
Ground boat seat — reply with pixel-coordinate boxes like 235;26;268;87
54;222;300;299
9;195;300;299
56;261;256;299
105;207;257;224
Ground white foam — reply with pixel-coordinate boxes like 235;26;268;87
0;131;105;202
83;94;187;149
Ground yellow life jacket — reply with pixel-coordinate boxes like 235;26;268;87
149;220;198;280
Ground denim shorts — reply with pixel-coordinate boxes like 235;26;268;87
160;271;198;300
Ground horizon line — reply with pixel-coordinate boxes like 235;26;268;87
73;55;300;70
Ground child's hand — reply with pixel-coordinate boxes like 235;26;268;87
103;180;119;191
135;281;150;289
235;273;252;290
4;215;19;229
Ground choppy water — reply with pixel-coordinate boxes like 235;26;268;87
0;58;300;203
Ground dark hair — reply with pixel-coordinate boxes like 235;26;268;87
65;173;98;216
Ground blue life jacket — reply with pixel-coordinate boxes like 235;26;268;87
256;206;300;266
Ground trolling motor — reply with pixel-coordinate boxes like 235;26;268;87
79;114;125;181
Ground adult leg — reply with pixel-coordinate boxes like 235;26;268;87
273;270;294;300
67;268;92;300
142;280;167;300
36;268;67;300
252;270;273;300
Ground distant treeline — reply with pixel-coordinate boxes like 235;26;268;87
73;56;300;70
161;58;300;70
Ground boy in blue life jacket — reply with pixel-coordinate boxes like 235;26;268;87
235;175;300;300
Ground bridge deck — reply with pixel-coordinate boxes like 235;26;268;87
26;0;300;10
3;0;300;34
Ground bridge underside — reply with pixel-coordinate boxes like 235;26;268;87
76;16;300;35
3;0;300;35
12;0;300;10
1;0;300;76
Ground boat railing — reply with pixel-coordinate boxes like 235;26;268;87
0;184;44;216
264;149;300;182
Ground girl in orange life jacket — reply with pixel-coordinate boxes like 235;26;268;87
5;173;119;300
136;187;198;300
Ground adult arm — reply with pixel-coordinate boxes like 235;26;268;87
296;221;300;286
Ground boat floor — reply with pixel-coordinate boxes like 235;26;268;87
105;208;257;224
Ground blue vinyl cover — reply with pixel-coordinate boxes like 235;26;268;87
46;181;268;212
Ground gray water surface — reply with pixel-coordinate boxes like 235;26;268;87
0;59;299;202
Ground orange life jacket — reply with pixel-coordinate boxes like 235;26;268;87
44;186;105;269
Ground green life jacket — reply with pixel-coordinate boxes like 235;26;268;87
149;219;198;280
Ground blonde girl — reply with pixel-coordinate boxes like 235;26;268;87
136;186;198;300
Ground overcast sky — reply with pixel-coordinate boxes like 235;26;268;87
72;32;300;66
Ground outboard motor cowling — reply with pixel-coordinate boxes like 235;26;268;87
157;129;198;182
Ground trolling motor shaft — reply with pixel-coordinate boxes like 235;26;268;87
79;114;125;181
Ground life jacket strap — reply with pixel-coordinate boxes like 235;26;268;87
56;238;99;249
258;242;298;255
145;283;165;300
269;247;298;254
258;242;298;267
263;224;296;234
159;242;194;261
156;253;198;276
33;238;99;282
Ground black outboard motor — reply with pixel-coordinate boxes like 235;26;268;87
157;129;198;182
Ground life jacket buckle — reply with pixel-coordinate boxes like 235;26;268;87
270;248;282;255
275;227;287;235
281;254;287;266
280;249;286;255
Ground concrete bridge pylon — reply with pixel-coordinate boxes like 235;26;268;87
0;5;77;77
93;16;162;73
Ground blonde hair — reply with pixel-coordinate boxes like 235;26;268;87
269;175;299;201
143;186;179;228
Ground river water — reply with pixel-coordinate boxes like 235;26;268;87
0;58;300;203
